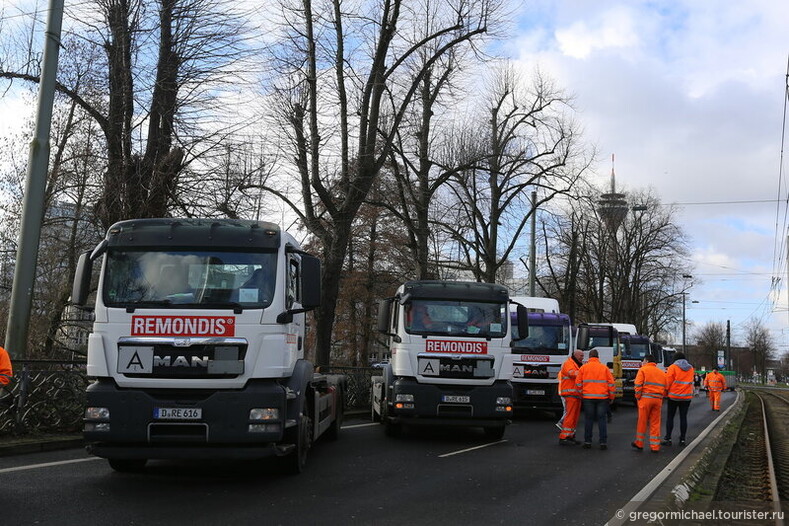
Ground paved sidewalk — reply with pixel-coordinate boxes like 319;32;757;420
0;433;83;457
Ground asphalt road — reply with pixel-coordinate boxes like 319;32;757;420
0;392;735;526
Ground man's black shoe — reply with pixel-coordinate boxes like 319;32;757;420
631;441;643;451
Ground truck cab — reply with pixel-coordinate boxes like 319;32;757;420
73;218;343;473
371;281;527;439
504;296;572;417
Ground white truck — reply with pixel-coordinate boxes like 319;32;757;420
504;296;573;418
575;323;623;401
371;281;528;439
72;218;345;473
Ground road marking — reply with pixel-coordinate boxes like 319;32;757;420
439;440;507;458
342;422;378;429
0;457;102;474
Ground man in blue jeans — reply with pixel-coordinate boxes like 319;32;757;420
575;349;616;449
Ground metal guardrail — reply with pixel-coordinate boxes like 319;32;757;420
0;362;379;436
0;360;88;436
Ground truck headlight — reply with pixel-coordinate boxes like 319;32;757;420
395;394;414;402
496;397;512;405
249;408;279;421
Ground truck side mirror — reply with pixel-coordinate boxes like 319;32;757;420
300;254;321;309
516;305;529;339
71;251;92;306
377;299;393;334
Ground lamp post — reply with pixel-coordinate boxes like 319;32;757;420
681;274;693;352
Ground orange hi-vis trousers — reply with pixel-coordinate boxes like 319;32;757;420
709;390;722;410
559;396;581;439
634;397;663;451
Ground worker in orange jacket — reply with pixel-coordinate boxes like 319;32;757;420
0;346;11;387
662;352;694;446
575;349;615;450
704;368;727;411
558;349;585;445
631;355;667;452
0;345;12;408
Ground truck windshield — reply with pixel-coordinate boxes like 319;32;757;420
404;300;506;338
623;341;650;359
512;324;569;355
103;249;277;309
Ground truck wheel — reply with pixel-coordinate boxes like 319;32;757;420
285;407;313;474
108;458;147;473
484;425;506;440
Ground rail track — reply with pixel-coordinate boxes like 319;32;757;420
715;388;787;524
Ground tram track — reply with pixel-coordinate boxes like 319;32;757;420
715;388;786;524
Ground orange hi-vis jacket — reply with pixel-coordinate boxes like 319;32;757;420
704;371;726;392
634;362;667;400
575;357;615;401
558;356;582;398
0;346;12;386
665;363;694;401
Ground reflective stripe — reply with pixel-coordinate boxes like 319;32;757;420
583;379;608;383
642;393;663;399
644;381;664;387
584;393;609;398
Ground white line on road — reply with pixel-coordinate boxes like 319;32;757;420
341;422;379;429
439;440;507;458
0;456;102;474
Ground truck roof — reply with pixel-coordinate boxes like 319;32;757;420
105;218;284;249
400;280;509;302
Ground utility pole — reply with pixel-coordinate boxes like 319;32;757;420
4;0;65;360
529;190;537;296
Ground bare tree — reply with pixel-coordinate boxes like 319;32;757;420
745;318;774;383
261;0;500;366
541;187;692;336
1;0;257;228
693;321;727;369
440;65;591;283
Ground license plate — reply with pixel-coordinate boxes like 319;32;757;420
526;389;545;396
441;395;470;403
154;407;202;420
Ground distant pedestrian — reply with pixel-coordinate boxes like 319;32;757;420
704;367;727;411
575;349;615;450
693;373;701;396
662;352;694;447
631;355;667;452
558;349;585;445
0;345;12;408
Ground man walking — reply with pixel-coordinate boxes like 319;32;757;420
704;367;727;411
631;355;667;452
558;349;584;445
662;352;694;446
575;349;615;450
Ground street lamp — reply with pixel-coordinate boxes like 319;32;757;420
681;274;693;352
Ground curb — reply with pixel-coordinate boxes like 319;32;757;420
605;390;744;525
0;435;84;457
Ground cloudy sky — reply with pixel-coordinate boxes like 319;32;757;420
1;0;787;351
507;0;789;351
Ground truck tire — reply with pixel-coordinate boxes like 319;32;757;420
484;425;506;440
284;405;313;474
108;458;147;473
